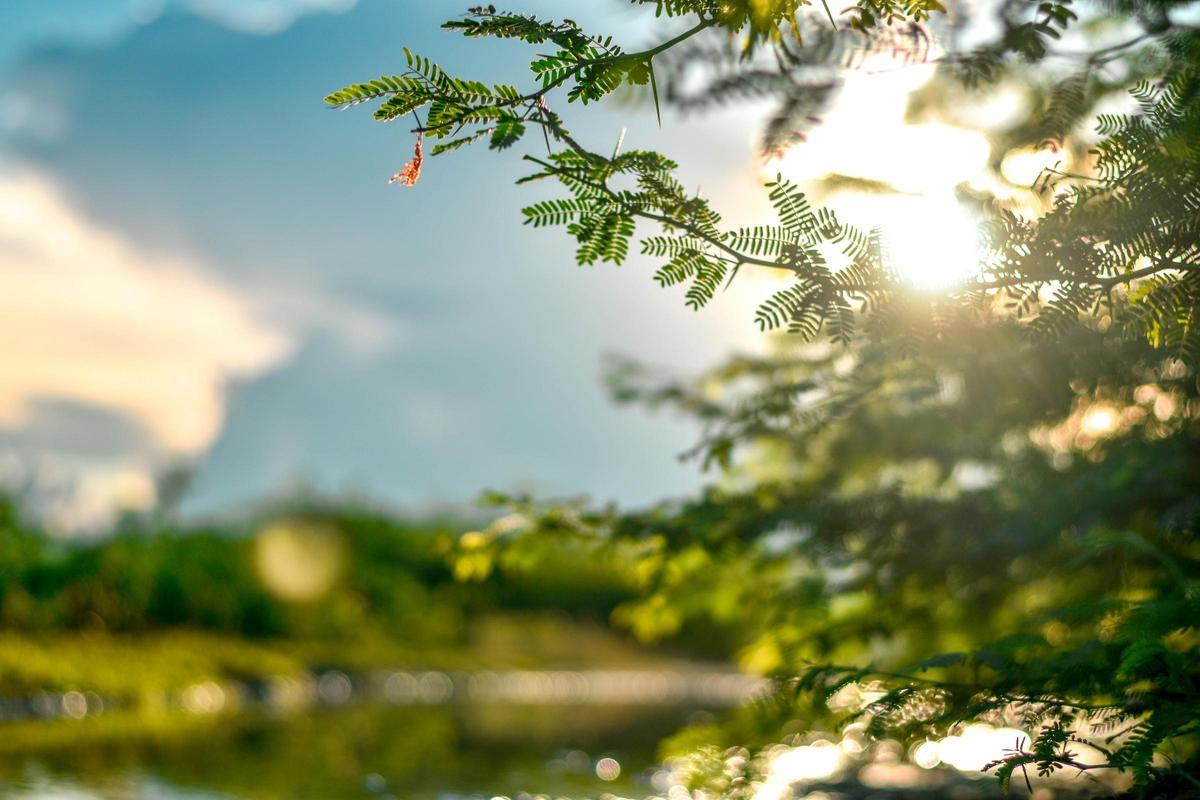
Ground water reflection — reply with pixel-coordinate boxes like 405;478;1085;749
0;702;700;800
0;677;1092;799
0;671;764;726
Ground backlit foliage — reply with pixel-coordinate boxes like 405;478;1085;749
463;325;1200;796
326;1;1200;795
327;2;1198;366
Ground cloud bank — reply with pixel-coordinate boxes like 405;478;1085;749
0;168;292;527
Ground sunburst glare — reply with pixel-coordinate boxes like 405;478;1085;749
760;60;992;292
880;193;984;289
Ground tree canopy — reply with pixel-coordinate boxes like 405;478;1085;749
326;2;1199;796
327;0;1198;360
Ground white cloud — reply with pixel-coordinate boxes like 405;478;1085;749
185;0;358;35
0;166;407;531
260;284;401;358
0;168;292;454
0;0;359;72
0;168;297;530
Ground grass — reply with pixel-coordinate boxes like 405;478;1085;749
0;612;676;705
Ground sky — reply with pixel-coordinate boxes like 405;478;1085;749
0;0;1006;532
0;0;788;531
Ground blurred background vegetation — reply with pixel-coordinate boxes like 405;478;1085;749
0;494;708;694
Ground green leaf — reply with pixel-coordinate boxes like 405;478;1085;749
489;117;527;150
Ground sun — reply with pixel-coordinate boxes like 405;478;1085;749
791;190;985;290
878;192;984;289
759;60;992;291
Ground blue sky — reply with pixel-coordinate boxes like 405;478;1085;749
0;0;772;529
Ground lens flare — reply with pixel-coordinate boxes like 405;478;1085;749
254;519;345;602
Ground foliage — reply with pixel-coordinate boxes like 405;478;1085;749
461;322;1200;795
0;497;653;694
325;1;1200;796
327;2;1198;363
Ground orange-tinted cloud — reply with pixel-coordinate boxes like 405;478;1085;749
0;168;291;455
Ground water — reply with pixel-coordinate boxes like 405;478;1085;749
0;702;702;799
